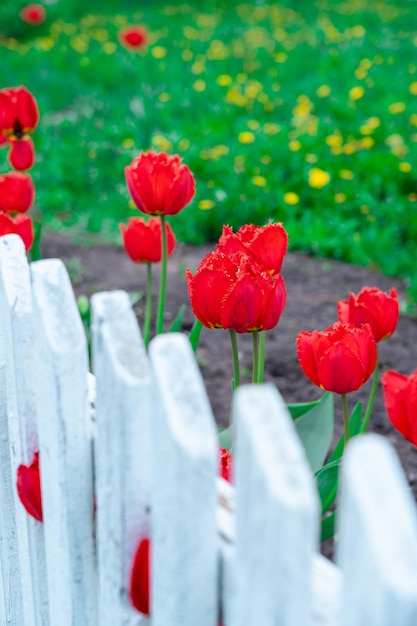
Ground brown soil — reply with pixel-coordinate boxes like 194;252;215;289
42;231;417;529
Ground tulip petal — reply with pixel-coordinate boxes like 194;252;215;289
16;452;43;522
129;538;150;615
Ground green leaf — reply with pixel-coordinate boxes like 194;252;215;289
316;459;340;514
218;426;232;450
321;511;336;543
168;304;186;332
328;401;363;464
29;220;43;263
294;392;334;473
287;399;321;419
189;318;203;352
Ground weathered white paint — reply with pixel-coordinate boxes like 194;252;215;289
337;434;417;626
227;383;319;626
149;333;219;626
30;259;96;626
0;234;48;626
91;290;152;625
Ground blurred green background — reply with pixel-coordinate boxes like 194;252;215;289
2;0;417;299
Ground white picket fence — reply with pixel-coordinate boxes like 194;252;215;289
1;233;417;626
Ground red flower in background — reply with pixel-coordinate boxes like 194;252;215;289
186;250;286;333
19;3;46;25
0;213;34;251
0;86;39;170
217;223;288;276
120;217;176;263
16;452;43;522
296;322;377;395
337;286;399;342
118;25;148;50
219;447;233;483
382;369;417;447
125;151;196;216
0;171;35;214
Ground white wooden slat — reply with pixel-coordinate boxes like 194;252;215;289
0;234;48;626
91;290;152;625
337;434;417;626
30;258;96;626
149;333;219;626
227;383;319;626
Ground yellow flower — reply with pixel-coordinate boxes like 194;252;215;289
410;82;417;95
217;74;232;86
283;192;299;205
251;175;267;187
289;140;301;152
193;79;206;92
238;131;256;144
340;169;354;180
399;162;412;173
198;199;215;210
151;135;173;152
263;123;280;135
151;46;167;59
308;167;330;189
325;133;343;147
158;92;171;102
388;102;406;114
182;49;193;62
334;193;346;203
316;85;331;98
349;86;365;101
305;154;318;163
410;114;417;127
360;137;374;149
122;138;135;149
247;120;260;131
178;138;190;151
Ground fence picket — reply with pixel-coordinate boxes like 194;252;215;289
149;333;219;626
337;434;417;626
91;290;153;625
0;234;47;626
227;383;319;626
30;258;96;626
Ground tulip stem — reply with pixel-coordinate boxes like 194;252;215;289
156;215;167;335
258;330;266;383
252;331;259;384
360;356;380;434
341;393;350;448
229;329;241;390
143;263;152;348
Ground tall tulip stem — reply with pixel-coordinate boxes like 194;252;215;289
252;331;259;384
258;330;266;383
156;215;168;335
229;329;241;391
341;393;350;448
360;355;380;434
143;263;152;348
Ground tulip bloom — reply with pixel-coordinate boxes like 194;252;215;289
118;25;148;50
186;250;286;333
120;217;176;263
337;286;399;342
382;369;417;447
130;537;150;615
16;452;43;522
0;171;35;214
125;151;196;216
0;86;39;170
19;3;46;25
217;222;288;276
296;322;377;395
0;213;34;251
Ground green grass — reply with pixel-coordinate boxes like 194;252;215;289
2;0;417;300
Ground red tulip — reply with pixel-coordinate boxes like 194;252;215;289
130;537;150;615
7;136;36;170
125;151;196;216
120;217;176;263
217;222;288;275
186;250;286;333
0;86;39;137
118;25;148;50
296;322;377;394
337;286;399;342
0;171;35;214
382;369;417;447
16;452;43;522
19;3;46;25
0;213;34;251
219;446;233;483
